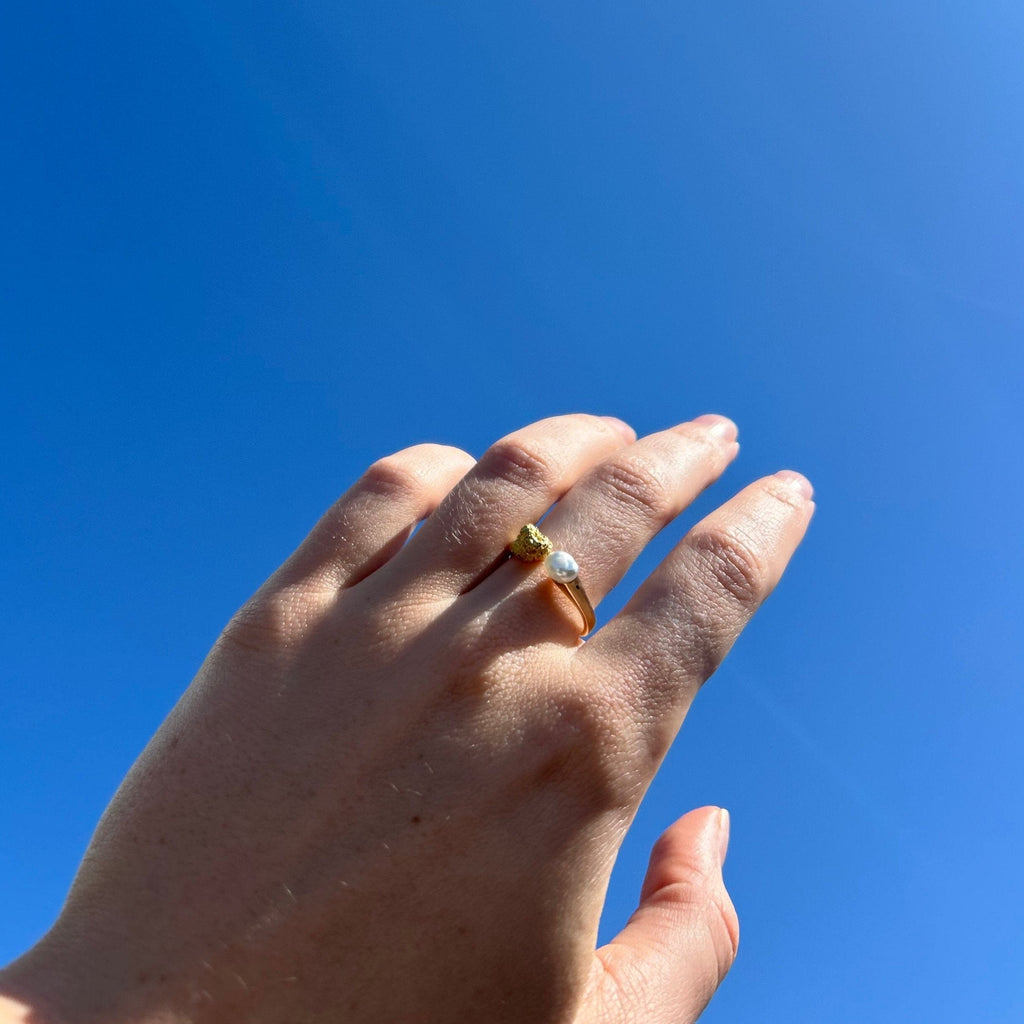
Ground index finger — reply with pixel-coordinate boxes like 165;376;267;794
577;470;815;758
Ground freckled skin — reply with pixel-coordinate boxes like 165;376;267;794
0;415;813;1024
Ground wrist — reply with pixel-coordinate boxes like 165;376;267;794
0;993;38;1024
0;949;73;1024
0;935;186;1024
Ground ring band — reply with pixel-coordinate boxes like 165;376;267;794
510;524;596;637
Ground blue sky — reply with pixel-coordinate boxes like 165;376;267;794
2;2;1023;1020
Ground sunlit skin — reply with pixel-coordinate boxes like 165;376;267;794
0;413;813;1024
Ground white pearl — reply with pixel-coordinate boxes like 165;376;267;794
544;550;579;583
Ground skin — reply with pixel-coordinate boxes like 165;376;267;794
0;412;814;1024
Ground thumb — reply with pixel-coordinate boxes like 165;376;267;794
590;807;739;1024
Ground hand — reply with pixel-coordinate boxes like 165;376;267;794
0;413;814;1024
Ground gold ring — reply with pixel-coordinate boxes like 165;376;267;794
510;524;596;637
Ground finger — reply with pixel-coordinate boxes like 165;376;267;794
589;807;738;1024
581;471;814;748
508;414;740;609
383;414;634;596
269;443;476;595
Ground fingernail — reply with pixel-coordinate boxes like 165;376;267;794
693;413;739;443
775;469;814;501
717;808;731;867
601;416;637;442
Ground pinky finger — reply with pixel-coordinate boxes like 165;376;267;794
270;443;476;595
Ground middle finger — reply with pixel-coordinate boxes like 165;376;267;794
479;415;740;621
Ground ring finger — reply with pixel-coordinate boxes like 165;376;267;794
378;413;635;598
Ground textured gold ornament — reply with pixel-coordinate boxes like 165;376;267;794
510;523;553;562
509;523;595;637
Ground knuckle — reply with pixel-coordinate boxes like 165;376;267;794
593;456;674;522
698;888;741;984
713;890;741;968
360;455;425;502
653;873;739;982
480;437;560;494
406;443;475;473
523;683;638;808
549;685;622;754
556;676;647;802
220;588;313;655
690;524;768;607
355;590;438;650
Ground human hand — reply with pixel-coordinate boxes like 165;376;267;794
0;413;814;1024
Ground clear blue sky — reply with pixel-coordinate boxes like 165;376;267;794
3;2;1023;1020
